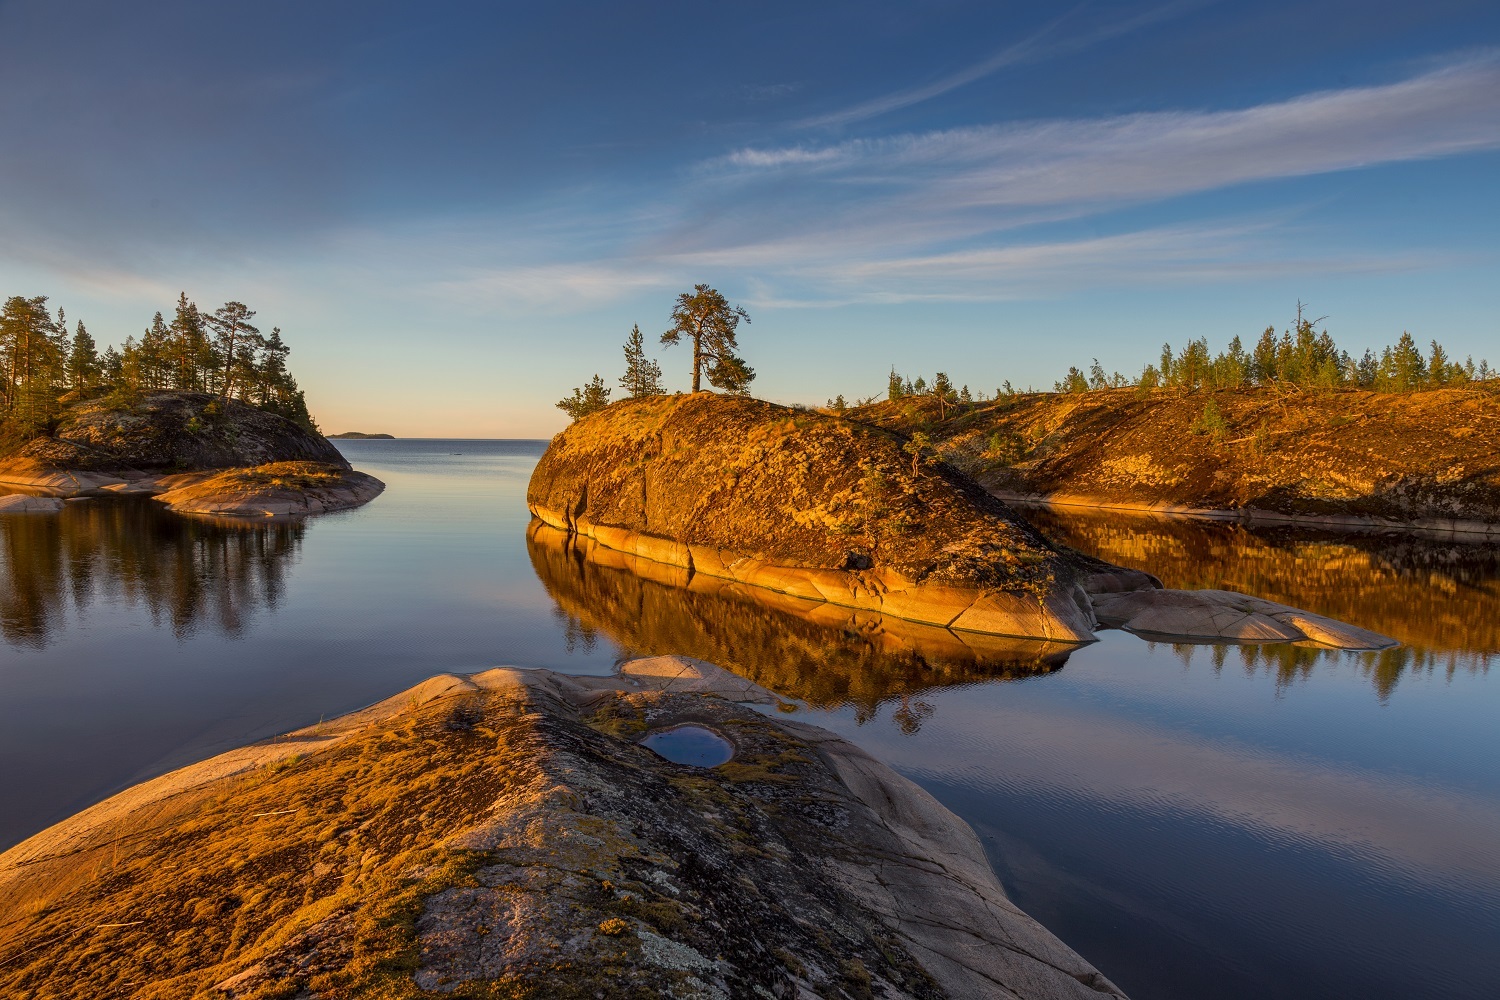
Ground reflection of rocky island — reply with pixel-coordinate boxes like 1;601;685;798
0;664;1126;999
0;391;382;517
0;497;302;648
530;393;1394;650
1024;504;1499;695
529;519;1070;720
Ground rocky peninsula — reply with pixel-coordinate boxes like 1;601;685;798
0;391;382;517
0;660;1127;1000
530;394;1395;649
853;386;1500;534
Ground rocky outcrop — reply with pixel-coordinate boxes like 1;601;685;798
853;386;1500;531
0;662;1128;1000
528;393;1133;643
0;493;64;513
149;462;385;517
1092;588;1396;648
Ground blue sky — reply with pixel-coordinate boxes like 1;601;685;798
2;0;1497;435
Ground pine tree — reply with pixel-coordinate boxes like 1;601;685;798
66;321;100;394
556;375;611;421
205;302;261;399
887;366;905;401
618;324;664;398
931;371;956;419
1427;340;1451;388
660;284;753;394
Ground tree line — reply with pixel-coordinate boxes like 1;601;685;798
1054;307;1494;395
0;292;315;438
557;284;753;421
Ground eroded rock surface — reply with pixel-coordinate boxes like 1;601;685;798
0;664;1127;1000
0;493;64;513
150;462;385;517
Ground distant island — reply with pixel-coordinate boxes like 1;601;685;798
329;431;395;439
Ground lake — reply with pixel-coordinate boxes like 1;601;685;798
2;439;1497;1000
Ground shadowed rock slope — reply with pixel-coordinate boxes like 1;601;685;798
527;393;1144;642
0;663;1128;1000
852;386;1500;531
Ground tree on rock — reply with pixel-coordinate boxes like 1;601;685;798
660;284;754;393
206;301;261;399
619;324;664;398
557;375;611;421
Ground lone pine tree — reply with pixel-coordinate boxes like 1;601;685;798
660;284;754;393
556;375;611;421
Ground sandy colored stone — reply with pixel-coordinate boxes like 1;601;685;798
151;464;385;518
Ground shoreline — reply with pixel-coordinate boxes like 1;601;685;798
994;491;1500;541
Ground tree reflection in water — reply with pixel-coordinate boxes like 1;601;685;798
526;520;1073;728
1;498;303;648
1022;505;1500;698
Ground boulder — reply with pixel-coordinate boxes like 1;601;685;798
0;665;1128;1000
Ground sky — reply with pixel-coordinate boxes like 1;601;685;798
1;0;1497;436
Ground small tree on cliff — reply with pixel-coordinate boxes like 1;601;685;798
556;375;611;421
619;324;664;398
660;284;754;393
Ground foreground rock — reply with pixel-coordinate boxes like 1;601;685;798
0;391;383;517
0;660;1126;999
529;393;1154;643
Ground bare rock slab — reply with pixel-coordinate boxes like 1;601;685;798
1092;588;1397;649
0;493;64;513
0;664;1127;999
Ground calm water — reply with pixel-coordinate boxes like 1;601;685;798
3;440;1497;1000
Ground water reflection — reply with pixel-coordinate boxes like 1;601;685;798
0;498;302;648
1022;505;1498;697
527;520;1071;725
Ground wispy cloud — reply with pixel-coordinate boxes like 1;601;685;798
799;0;1213;128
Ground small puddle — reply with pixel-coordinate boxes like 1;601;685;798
640;724;734;767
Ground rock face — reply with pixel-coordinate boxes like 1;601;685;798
853;387;1500;530
0;391;349;493
0;663;1128;1000
528;393;1127;642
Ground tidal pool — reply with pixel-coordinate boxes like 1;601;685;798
1;439;1496;1000
641;724;735;767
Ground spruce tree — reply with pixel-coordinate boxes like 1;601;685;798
66;322;100;394
618;324;664;398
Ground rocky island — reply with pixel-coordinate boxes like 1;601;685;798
329;431;396;439
530;393;1395;649
0;659;1127;999
0;391;383;517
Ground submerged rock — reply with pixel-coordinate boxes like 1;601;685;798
0;664;1127;999
528;393;1138;642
